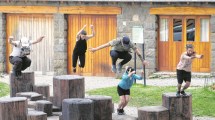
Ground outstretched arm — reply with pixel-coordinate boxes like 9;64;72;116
89;42;111;53
8;36;17;46
86;25;95;40
76;24;87;39
134;48;149;66
31;36;45;45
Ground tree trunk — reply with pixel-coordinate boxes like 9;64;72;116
10;72;35;97
33;84;50;99
36;100;53;116
62;98;94;120
27;110;47;120
86;95;112;120
162;92;192;120
138;106;169;120
0;97;27;120
53;75;85;108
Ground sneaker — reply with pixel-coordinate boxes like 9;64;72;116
176;91;180;97
121;109;125;115
73;68;76;73
112;65;117;73
117;109;123;115
181;91;187;96
117;63;122;73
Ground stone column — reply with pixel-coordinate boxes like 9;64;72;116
210;15;215;74
0;13;6;73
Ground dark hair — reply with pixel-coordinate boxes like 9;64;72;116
80;30;87;35
186;44;193;49
126;67;134;73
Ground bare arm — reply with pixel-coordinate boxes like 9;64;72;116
8;36;17;46
89;42;111;52
76;24;87;39
134;48;149;66
31;36;45;45
86;25;95;40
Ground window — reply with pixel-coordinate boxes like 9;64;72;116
173;19;182;41
200;18;209;42
160;18;168;41
186;19;195;41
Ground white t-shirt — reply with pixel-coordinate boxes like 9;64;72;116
177;52;193;72
10;41;22;57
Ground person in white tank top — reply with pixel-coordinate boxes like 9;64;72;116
8;36;45;78
176;44;203;96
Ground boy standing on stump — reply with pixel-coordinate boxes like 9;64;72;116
176;44;203;96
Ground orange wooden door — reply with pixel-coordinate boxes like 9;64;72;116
68;15;116;76
158;16;210;72
6;14;54;73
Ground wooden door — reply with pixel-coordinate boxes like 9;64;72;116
68;15;116;76
6;14;54;74
158;16;210;72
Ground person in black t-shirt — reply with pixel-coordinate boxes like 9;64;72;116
72;24;95;73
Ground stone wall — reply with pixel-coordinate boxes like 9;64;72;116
210;15;215;74
0;13;6;73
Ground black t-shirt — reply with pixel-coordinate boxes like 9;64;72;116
73;38;87;55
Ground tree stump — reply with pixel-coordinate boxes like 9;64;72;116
162;92;192;120
86;95;112;120
0;97;27;120
53;75;85;108
138;106;169;120
36;100;53;116
16;92;43;101
62;98;94;120
28;101;37;109
27;110;47;120
33;84;50;99
10;71;35;97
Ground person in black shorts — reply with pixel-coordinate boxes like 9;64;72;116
176;44;203;96
117;66;143;115
72;24;95;73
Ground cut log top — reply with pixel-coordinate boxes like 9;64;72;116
86;95;112;100
34;84;50;87
63;98;93;104
36;100;52;104
53;75;84;80
28;110;46;116
138;106;168;112
0;97;27;103
163;92;192;98
16;92;41;97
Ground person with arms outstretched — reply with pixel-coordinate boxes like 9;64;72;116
176;44;204;96
72;24;95;73
89;36;148;73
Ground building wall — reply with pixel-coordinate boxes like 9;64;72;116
0;13;6;73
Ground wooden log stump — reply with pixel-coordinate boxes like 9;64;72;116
35;100;53;116
62;98;94;120
138;106;169;120
53;75;85;108
0;97;27;120
59;114;63;120
16;92;43;101
28;101;37;109
86;95;112;120
10;71;35;97
162;92;192;120
33;84;50;99
27;110;47;120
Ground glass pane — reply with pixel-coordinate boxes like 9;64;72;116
160;18;168;41
200;19;209;42
187;19;195;41
173;19;182;41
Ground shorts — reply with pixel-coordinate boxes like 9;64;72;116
117;85;130;96
177;69;191;84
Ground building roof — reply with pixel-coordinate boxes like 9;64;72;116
11;0;215;2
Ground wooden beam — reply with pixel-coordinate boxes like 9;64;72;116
0;6;57;13
150;7;215;15
59;6;122;14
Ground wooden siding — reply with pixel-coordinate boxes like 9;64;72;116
6;14;54;73
68;15;116;76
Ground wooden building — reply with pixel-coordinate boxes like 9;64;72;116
0;0;214;76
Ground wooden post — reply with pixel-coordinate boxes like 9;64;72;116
62;98;94;120
53;75;85;108
162;92;192;120
138;106;169;120
10;71;35;97
35;100;53;116
33;84;50;99
0;97;27;120
27;110;47;120
86;95;112;120
16;92;43;101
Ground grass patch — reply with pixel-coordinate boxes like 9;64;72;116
0;82;9;97
87;84;215;117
